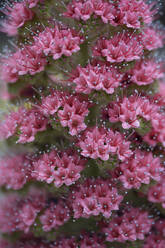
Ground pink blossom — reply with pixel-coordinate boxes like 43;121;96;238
58;94;90;136
144;234;165;248
64;0;154;29
93;32;143;63
103;207;153;243
0;154;32;190
129;60;164;86
40;201;70;231
1;46;46;83
54;236;77;248
1;2;34;36
0;188;46;233
118;150;162;189
33;25;84;59
32;149;86;187
70;62;123;94
107;95;158;129
140;27;164;51
70;178;123;219
80;233;106;247
78;126;132;161
26;0;43;8
148;175;165;208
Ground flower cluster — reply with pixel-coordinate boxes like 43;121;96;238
1;46;47;83
0;0;165;246
1;1;34;36
79;233;106;248
144;114;165;147
93;32;143;63
69;61;123;94
107;95;158;129
102;207;153;243
33;26;84;59
26;0;43;8
69;178;123;219
0;107;47;143
40;90;90;136
0;188;46;233
32;149;86;187
148;175;165;208
57;93;90;136
143;220;165;248
40;200;70;231
144;234;165;248
64;0;154;29
0;154;32;190
93;28;164;63
1;25;84;83
129;59;164;86
141;27;164;51
117;150;162;189
78;126;132;161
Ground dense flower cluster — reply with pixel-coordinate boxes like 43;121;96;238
78;126;132;161
0;188;46;233
69;61;123;94
1;1;34;36
0;107;47;143
129;59;164;86
116;150;162;189
33;149;86;187
148;175;165;208
102;207;153;243
79;233;106;248
93;28;164;63
0;154;32;190
64;0;154;29
69;178;123;219
107;95;159;129
40;200;70;231
143;220;165;248
33;26;84;59
1;25;84;83
56;93;90;136
0;0;165;246
93;32;143;63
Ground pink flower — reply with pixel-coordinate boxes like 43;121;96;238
58;94;89;136
129;60;164;86
33;149;86;187
1;46;46;83
148;176;165;208
33;25;84;59
0;55;19;83
118;150;162;189
64;0;154;29
40;91;62;116
0;188;46;233
26;0;43;8
144;234;165;248
40;201;70;231
0;154;31;190
80;233;106;248
70;62;123;94
107;95;158;129
140;27;164;51
103;207;153;243
78;126;132;161
63;0;94;21
70;178;123;219
1;2;34;36
93;32;143;63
